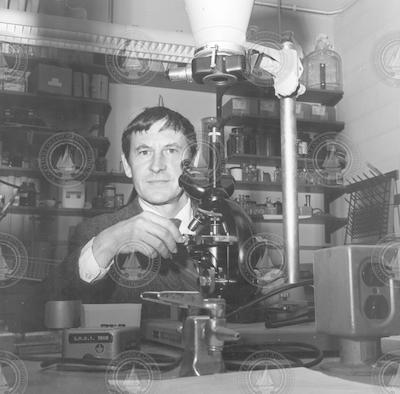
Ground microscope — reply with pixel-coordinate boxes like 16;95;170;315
141;125;258;376
141;0;317;376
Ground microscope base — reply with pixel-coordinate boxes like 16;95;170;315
142;319;184;348
142;319;339;354
228;322;339;354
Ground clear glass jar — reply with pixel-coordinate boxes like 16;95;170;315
227;128;245;155
302;34;343;90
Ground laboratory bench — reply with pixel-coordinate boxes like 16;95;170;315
4;335;400;394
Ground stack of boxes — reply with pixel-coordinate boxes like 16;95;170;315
222;96;336;122
28;63;109;100
223;96;337;159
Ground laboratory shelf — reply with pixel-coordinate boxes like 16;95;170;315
0;167;131;184
0;123;110;153
252;213;347;234
130;73;344;106
226;153;320;167
221;115;345;133
0;91;111;120
234;180;328;193
8;206;116;217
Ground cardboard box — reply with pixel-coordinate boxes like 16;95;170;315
255;132;272;157
30;64;72;96
80;304;142;328
259;99;279;117
222;97;258;117
82;73;90;98
309;103;336;121
73;71;83;97
90;74;102;99
295;102;312;120
100;74;109;100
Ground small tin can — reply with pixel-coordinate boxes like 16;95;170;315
103;184;116;208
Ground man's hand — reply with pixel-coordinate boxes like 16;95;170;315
92;211;185;270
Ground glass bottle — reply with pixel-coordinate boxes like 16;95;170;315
227;128;245;156
322;142;341;185
19;182;29;206
273;198;282;214
27;182;37;207
244;195;250;215
301;194;313;216
273;166;281;183
302;34;343;90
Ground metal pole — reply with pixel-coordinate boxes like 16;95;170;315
280;95;299;284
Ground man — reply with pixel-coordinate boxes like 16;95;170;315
51;107;200;317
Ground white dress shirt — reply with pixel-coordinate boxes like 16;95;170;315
78;198;194;283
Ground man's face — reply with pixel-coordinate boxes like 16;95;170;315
122;119;191;205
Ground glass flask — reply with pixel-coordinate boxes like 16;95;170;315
302;34;343;90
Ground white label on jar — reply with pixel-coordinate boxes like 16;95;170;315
311;104;326;116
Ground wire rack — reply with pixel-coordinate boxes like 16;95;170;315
344;170;398;244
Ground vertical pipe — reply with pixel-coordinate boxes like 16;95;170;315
215;87;226;185
216;87;224;120
280;95;299;284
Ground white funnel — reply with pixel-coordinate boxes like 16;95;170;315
184;0;254;52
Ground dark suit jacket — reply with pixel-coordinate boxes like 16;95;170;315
48;197;199;318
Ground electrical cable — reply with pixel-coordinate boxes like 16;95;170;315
265;310;314;328
226;279;313;319
223;341;323;370
0;178;21;189
39;353;182;372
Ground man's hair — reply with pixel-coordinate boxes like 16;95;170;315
121;106;197;160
